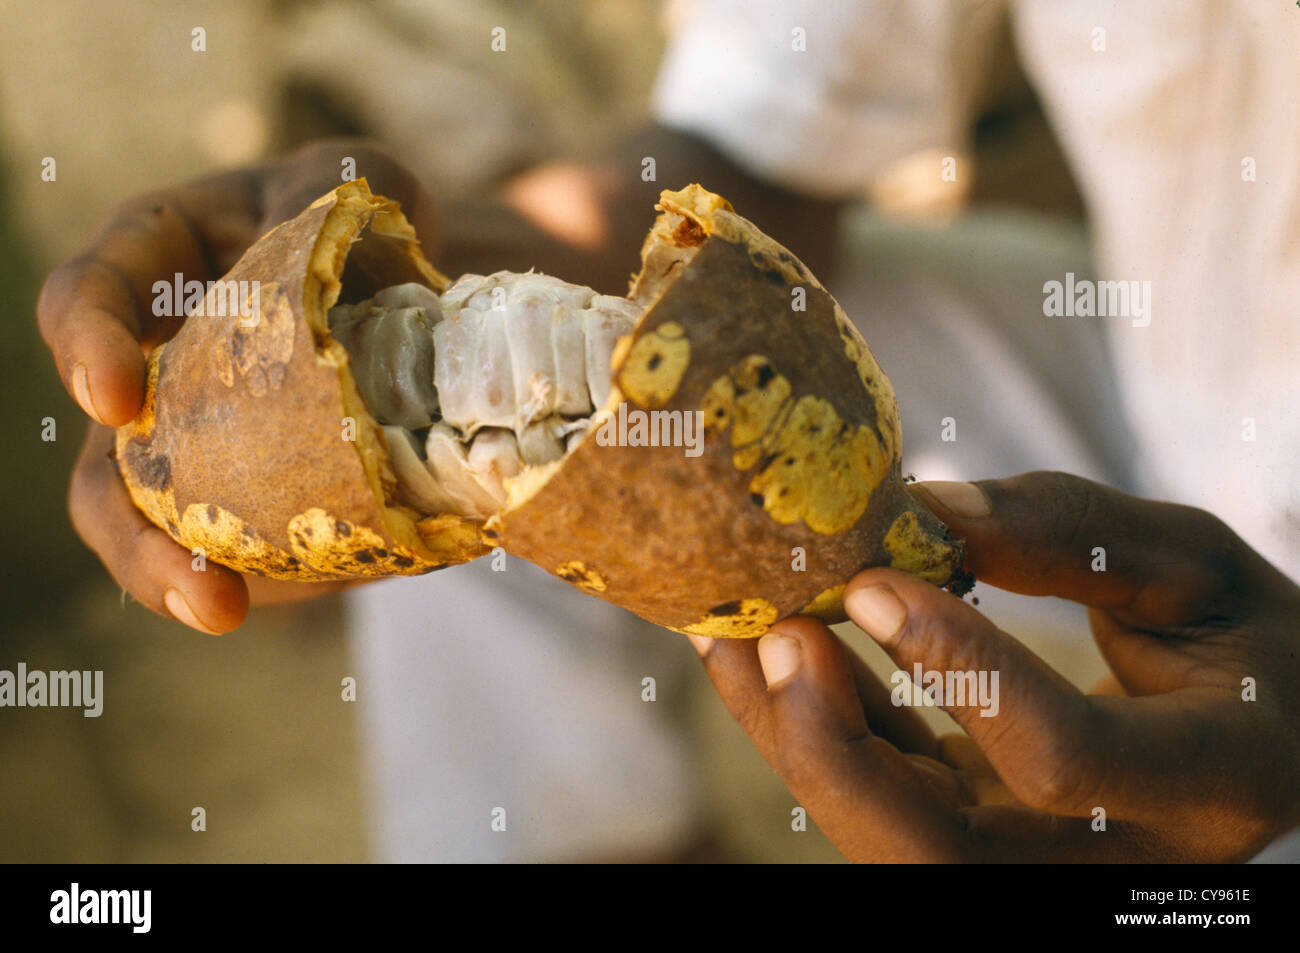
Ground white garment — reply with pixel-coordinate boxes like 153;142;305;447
356;211;1128;864
352;0;1297;864
656;0;1299;863
349;557;699;862
655;0;1299;583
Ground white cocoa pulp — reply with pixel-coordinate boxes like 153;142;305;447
328;273;640;519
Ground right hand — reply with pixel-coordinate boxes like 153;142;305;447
38;140;440;633
689;473;1300;862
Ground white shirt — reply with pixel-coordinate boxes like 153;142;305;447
654;0;1300;584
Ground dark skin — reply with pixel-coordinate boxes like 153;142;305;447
38;139;1299;861
37;134;833;632
40;143;443;630
690;472;1300;862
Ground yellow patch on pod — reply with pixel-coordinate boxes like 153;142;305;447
800;583;846;621
617;321;691;408
883;510;961;583
288;508;414;576
179;501;291;570
728;355;792;446
554;560;608;593
677;597;780;638
749;394;887;534
701;373;735;431
699;353;889;535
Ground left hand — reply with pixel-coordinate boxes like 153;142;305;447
687;471;1300;862
39;139;436;632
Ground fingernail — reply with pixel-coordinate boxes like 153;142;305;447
164;587;221;635
686;634;713;657
845;585;907;645
757;631;801;688
916;481;991;519
71;363;102;421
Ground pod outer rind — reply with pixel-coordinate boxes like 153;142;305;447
491;185;967;637
114;179;487;580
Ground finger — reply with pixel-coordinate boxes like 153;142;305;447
845;568;1259;828
82;169;267;276
916;472;1268;693
37;172;264;425
1086;608;1233;696
912;472;1262;628
244;576;358;606
686;634;779;754
35;260;146;425
704;617;969;861
960;808;1181;862
688;620;939;757
845;567;1111;817
843;634;939;758
69;425;249;633
1087;672;1127;696
692;620;1185;859
259;139;440;249
937;735;1020;807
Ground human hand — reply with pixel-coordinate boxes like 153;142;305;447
38;140;438;633
688;471;1300;862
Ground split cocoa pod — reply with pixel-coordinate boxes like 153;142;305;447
115;179;968;637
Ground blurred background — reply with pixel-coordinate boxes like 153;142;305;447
0;0;1108;862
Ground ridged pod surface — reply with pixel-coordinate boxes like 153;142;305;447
114;180;485;580
115;180;967;634
489;185;968;635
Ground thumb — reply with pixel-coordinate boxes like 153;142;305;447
843;569;1104;817
754;616;969;861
